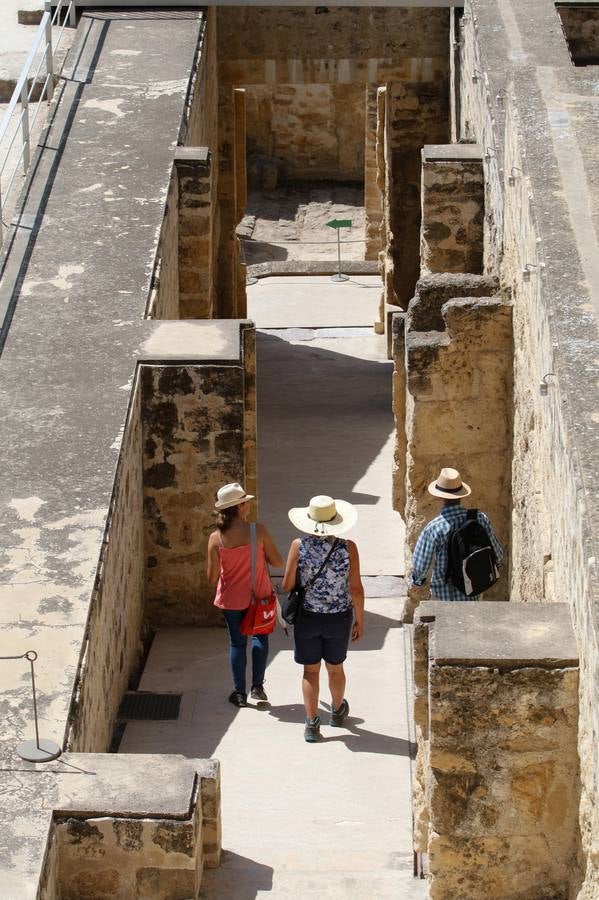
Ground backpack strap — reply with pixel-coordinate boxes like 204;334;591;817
466;508;478;521
250;523;257;597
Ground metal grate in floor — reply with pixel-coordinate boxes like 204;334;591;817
118;691;182;721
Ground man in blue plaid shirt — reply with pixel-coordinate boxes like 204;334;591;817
404;467;503;622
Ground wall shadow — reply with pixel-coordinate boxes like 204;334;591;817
200;850;274;898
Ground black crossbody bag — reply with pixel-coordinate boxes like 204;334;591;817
281;540;339;625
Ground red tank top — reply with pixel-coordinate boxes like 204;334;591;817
214;537;273;611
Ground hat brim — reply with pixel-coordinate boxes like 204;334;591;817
288;499;358;536
214;493;255;510
427;480;471;499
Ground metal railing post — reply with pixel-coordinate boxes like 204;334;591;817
69;0;77;28
44;1;54;103
20;83;31;173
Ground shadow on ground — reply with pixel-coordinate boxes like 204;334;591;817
200;850;274;898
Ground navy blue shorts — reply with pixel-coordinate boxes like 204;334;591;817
293;609;353;665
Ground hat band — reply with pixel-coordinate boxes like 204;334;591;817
308;512;337;524
435;483;463;494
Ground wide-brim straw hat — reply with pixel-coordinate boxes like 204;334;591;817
288;494;358;536
428;467;471;499
214;482;255;510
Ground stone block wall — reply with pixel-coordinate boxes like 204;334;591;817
365;85;383;261
414;602;580;900
244;83;365;183
148;173;179;321
67;378;145;753
141;327;255;625
420;145;484;276
176;148;214;319
395;274;511;597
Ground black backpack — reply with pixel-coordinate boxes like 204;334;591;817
446;509;499;596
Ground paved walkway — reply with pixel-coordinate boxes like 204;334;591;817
120;278;420;897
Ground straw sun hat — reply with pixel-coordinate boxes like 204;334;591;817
288;495;358;536
428;467;471;500
214;482;255;510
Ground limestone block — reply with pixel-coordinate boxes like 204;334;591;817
407;272;499;332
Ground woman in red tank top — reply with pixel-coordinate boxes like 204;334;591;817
207;483;284;707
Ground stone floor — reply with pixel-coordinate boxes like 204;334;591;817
240;183;366;266
120;276;420;897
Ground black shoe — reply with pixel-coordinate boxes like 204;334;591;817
228;690;247;707
304;715;322;743
250;685;268;702
330;699;349;727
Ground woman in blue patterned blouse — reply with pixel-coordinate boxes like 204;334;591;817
282;494;364;743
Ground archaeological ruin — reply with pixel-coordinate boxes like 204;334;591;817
0;0;598;897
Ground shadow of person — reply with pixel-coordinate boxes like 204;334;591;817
267;703;415;758
200;850;273;898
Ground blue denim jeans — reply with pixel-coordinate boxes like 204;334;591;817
223;609;269;695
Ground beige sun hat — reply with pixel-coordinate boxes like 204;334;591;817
288;494;358;536
428;467;471;500
214;482;255;510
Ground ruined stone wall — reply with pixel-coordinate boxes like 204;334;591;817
67;378;145;752
148;173;179;321
459;5;599;892
244;84;365;183
385;75;450;309
142;359;249;626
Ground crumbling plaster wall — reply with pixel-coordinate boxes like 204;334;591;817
67;378;145;753
460;2;599;893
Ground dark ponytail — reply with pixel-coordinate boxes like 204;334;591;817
216;506;239;532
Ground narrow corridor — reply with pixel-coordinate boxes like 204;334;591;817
120;276;420;897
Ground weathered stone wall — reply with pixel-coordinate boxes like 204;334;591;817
365;85;383;261
397;274;511;598
385;75;450;309
176;148;214;319
142;348;253;626
244;84;365;183
414;602;580;900
148;173;179;320
420;146;484;276
67;378;145;753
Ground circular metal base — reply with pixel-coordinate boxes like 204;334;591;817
330;273;349;283
17;739;62;763
246;275;258;286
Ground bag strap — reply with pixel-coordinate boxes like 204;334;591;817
250;523;257;597
466;508;478;521
304;539;339;590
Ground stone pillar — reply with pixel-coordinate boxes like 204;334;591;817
392;311;407;522
375;85;388;335
414;601;580;900
365;85;383;263
175;147;213;319
216;85;236;318
234;87;247;318
420;144;484;276
400;274;511;600
385;79;450;310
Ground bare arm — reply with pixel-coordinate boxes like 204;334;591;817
281;539;301;591
206;532;221;586
258;523;285;570
347;539;365;641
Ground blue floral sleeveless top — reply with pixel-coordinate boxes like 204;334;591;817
298;537;352;614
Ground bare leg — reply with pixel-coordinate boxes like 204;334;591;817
302;663;321;719
325;662;346;710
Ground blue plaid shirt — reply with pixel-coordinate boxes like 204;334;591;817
410;504;503;601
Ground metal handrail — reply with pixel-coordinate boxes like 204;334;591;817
0;0;76;249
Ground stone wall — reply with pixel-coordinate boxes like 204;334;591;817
365;85;383;261
395;274;511;598
67;378;146;753
142;327;255;626
176;148;214;319
420;145;484;276
414;601;580;900
244;84;365;183
148;173;179;320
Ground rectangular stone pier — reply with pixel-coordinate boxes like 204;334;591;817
413;600;580;900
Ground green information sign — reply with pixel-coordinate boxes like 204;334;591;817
326;218;352;229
